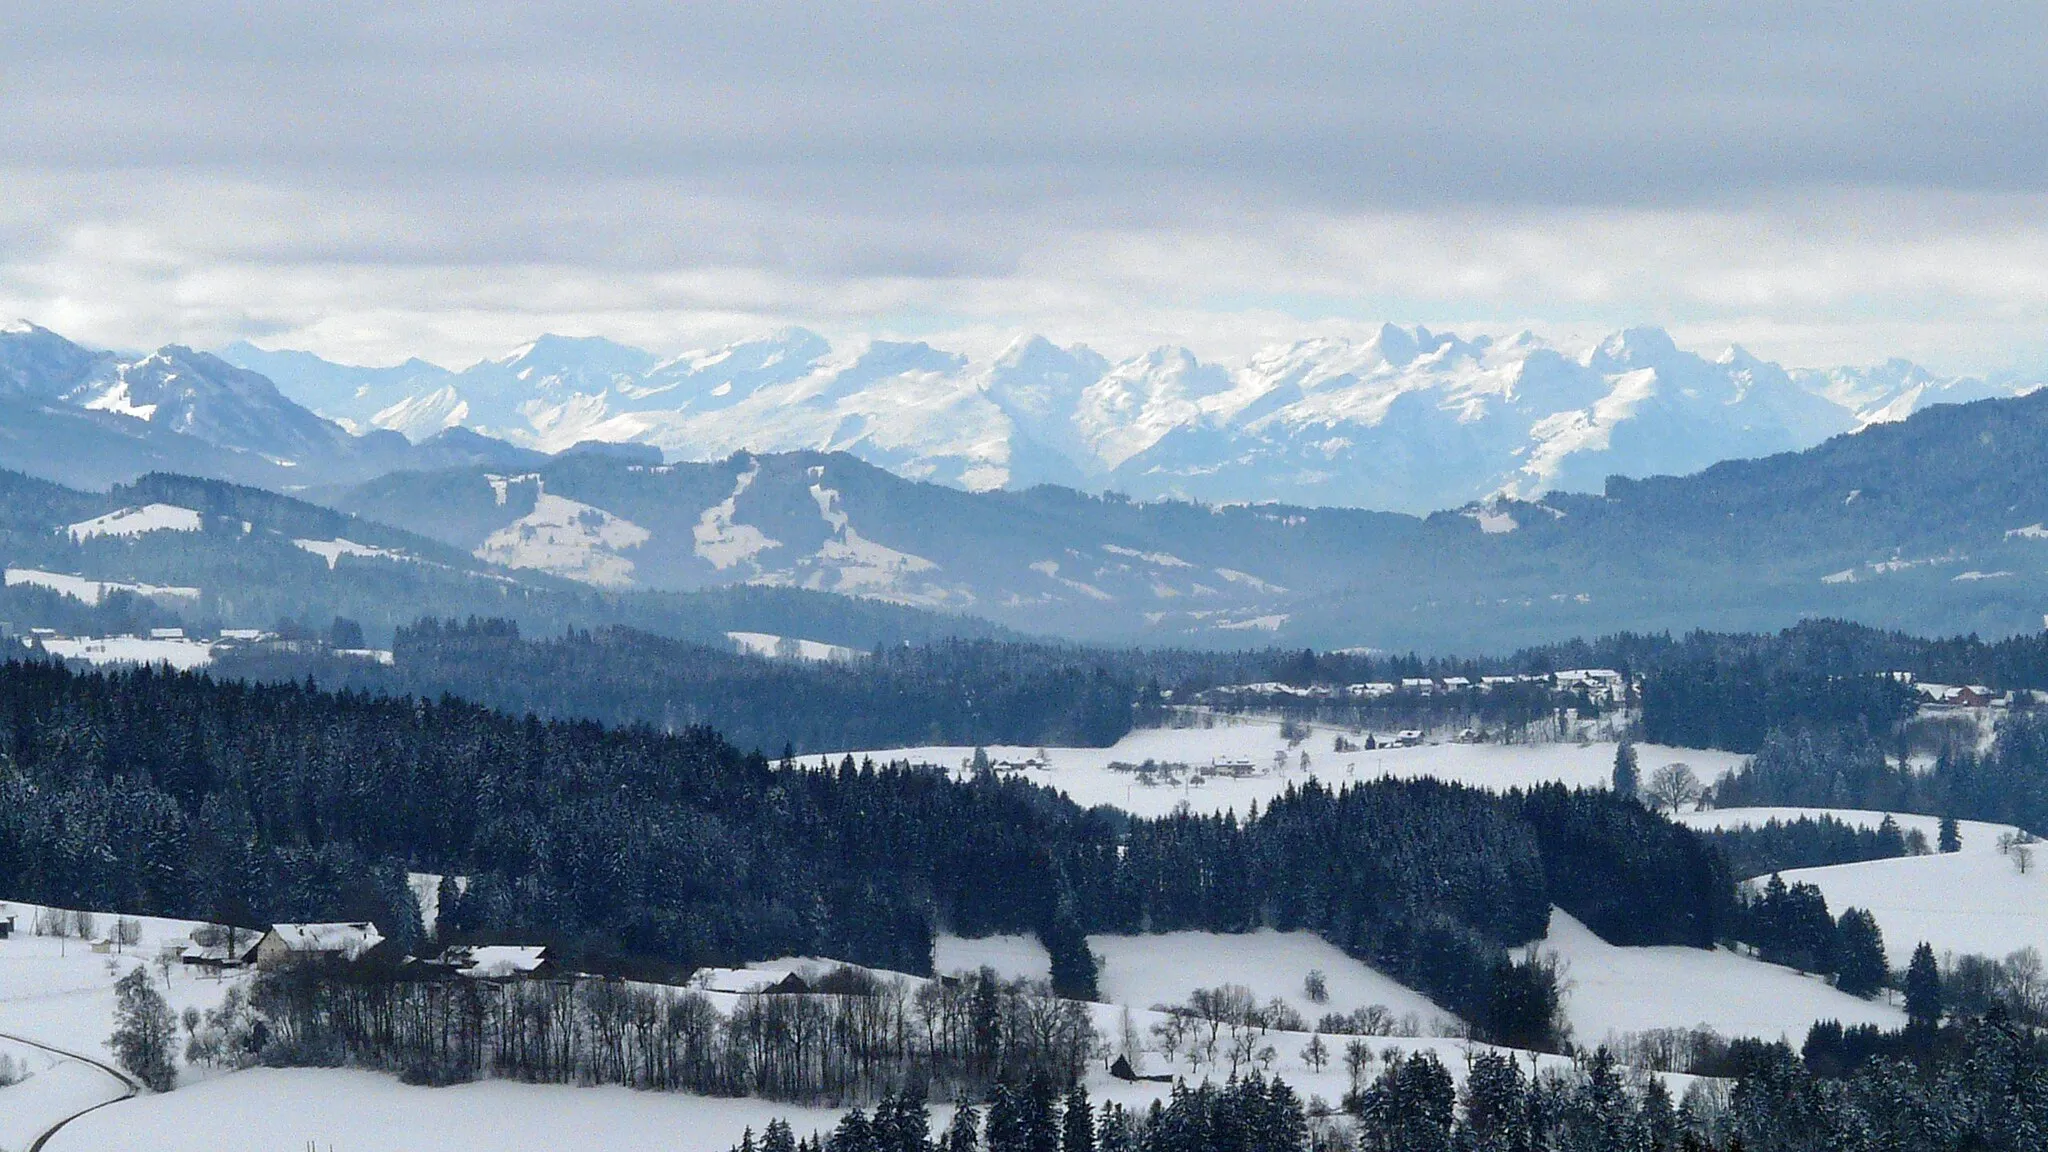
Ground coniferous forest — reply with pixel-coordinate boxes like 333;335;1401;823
0;657;1726;1047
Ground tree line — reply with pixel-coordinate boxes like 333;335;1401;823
1713;719;2048;838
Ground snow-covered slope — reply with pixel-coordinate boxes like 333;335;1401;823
1773;818;2048;966
61;345;356;463
232;323;2045;512
1540;909;1903;1044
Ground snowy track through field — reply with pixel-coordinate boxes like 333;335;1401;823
0;1028;138;1152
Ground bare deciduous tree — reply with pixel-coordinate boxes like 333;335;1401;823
1646;763;1703;815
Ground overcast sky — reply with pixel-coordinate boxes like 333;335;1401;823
5;2;2048;371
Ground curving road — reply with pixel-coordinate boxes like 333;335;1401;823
0;1030;138;1152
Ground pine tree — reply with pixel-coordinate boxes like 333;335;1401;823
1059;1084;1093;1152
1022;1076;1060;1152
1939;816;1962;854
1460;1050;1529;1152
110;965;178;1092
985;1084;1026;1152
832;1109;878;1152
1905;942;1942;1028
767;1119;800;1152
942;1106;981;1152
1094;1103;1134;1152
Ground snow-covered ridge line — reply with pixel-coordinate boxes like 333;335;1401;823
221;323;2046;513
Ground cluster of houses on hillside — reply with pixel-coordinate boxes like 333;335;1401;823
173;921;548;981
1885;672;2047;711
1200;668;1630;706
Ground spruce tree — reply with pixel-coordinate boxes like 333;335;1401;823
1612;739;1640;801
1905;942;1942;1028
985;1084;1026;1152
942;1106;980;1152
1832;908;1888;998
1059;1084;1093;1152
1939;816;1962;854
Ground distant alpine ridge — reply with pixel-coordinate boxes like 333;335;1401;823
227;324;2033;512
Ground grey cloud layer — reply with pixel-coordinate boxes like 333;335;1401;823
3;2;2048;368
8;2;2044;204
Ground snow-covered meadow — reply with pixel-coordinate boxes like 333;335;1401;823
0;901;250;1150
1671;807;2048;967
843;720;1744;818
1538;910;1903;1045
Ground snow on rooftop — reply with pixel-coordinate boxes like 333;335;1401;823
450;945;548;979
268;921;384;957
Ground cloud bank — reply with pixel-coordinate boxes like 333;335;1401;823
4;2;2047;369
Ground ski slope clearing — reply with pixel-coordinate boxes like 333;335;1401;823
1541;909;1902;1045
65;503;203;541
849;721;1743;818
1775;818;2048;967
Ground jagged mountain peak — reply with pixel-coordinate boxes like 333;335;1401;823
1585;326;1684;371
486;333;658;377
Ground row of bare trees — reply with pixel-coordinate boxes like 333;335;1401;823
249;963;1100;1105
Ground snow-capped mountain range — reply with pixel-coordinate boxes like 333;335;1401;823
229;324;2035;512
0;321;544;490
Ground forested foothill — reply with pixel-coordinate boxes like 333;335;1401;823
0;656;1733;1053
211;619;1142;753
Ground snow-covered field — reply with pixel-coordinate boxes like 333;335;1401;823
4;567;201;608
40;635;217;671
65;503;203;542
46;1068;851;1152
1773;819;2048;966
1540;909;1903;1045
0;901;247;1150
1093;931;1450;1029
1669;806;2048;966
0;1041;124;1152
0;903;244;1060
936;929;1452;1032
47;1044;1572;1152
1675;807;1950;843
727;631;863;662
846;721;1743;817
